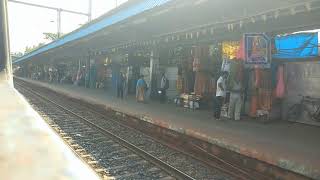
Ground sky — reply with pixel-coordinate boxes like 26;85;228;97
8;0;128;53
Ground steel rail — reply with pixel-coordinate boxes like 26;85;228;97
15;79;268;180
16;82;195;180
15;78;311;180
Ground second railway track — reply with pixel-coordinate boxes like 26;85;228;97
15;79;273;180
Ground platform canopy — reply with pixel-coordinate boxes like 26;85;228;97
13;0;320;64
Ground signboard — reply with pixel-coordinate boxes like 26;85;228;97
222;41;240;60
273;32;319;59
244;33;271;68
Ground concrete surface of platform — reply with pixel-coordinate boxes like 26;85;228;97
17;78;320;179
0;81;100;180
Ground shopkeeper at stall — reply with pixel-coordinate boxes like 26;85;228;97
228;76;243;121
214;71;228;120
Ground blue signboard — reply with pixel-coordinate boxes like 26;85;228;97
272;32;318;59
244;33;271;68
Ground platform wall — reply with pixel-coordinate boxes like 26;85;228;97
284;61;320;126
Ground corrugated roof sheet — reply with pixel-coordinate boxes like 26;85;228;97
15;0;172;63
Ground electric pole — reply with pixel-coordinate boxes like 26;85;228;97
8;0;91;38
88;0;92;22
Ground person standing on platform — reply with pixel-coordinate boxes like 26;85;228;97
214;71;228;120
228;76;243;121
159;73;169;103
117;72;125;99
136;75;147;103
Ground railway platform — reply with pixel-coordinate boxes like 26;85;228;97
0;81;100;180
17;77;320;179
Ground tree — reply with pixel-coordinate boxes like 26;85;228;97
43;32;61;41
11;52;23;61
23;32;61;55
24;42;45;54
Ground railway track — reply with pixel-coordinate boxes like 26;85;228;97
15;79;273;180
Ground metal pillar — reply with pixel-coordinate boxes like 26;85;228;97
85;56;90;88
88;0;92;22
149;49;159;98
9;0;90;39
0;0;12;83
57;9;62;38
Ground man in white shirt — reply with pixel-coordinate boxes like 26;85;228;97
214;71;228;119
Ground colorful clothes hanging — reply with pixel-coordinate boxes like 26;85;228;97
275;65;285;98
193;58;201;72
176;75;184;94
236;38;245;60
194;72;209;96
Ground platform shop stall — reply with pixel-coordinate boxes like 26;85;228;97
156;47;181;100
272;32;320;126
26;59;72;83
223;32;320;124
90;55;109;89
106;51;151;97
218;34;277;120
54;58;82;85
219;40;244;117
84;57;95;88
103;53;129;94
21;61;44;80
71;59;87;87
127;52;151;96
171;44;222;110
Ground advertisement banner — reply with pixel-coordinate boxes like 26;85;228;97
244;33;271;68
222;41;240;60
273;32;319;59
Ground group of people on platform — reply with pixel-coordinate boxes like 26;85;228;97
122;73;168;104
29;65;241;121
117;69;242;121
214;71;243;121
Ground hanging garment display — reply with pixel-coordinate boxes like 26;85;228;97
258;69;273;111
193;58;201;72
271;63;278;88
194;71;209;96
250;95;258;117
254;67;261;88
249;68;273;117
260;69;272;89
258;89;272;111
275;65;285;98
236;38;245;60
181;60;193;94
193;45;211;72
176;75;184;94
257;70;273;114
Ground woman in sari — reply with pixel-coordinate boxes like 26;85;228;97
136;75;147;103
